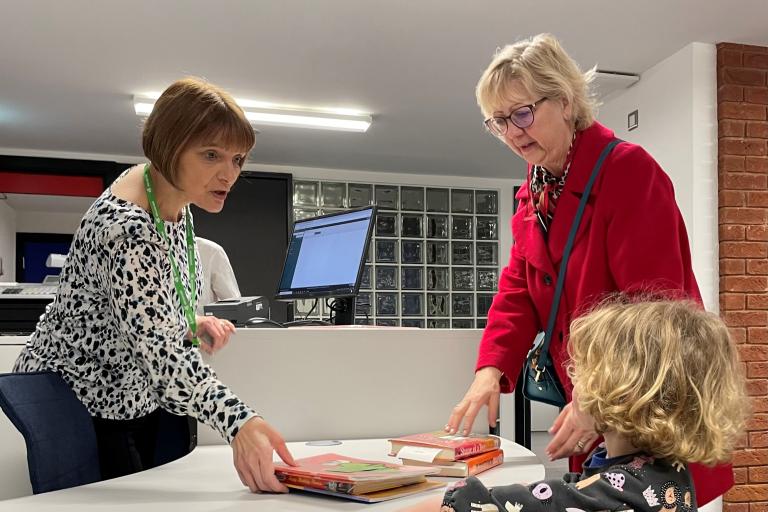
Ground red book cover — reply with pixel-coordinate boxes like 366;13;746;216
389;431;501;461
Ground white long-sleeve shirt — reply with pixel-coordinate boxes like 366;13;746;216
195;237;241;315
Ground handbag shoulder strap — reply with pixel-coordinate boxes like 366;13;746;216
535;138;622;371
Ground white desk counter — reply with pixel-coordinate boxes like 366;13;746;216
0;335;27;370
1;438;544;511
1;328;517;442
0;328;519;501
0;336;28;345
197;327;516;444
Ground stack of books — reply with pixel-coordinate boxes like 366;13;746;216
388;431;504;477
273;453;443;503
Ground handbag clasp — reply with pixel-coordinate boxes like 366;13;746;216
530;350;544;381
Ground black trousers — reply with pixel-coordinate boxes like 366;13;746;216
91;409;196;480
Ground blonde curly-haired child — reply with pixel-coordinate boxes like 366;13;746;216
404;299;749;512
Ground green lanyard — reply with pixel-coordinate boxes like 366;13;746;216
143;164;199;346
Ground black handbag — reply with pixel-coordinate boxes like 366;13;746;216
522;138;621;408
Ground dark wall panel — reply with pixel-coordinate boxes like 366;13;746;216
192;171;292;322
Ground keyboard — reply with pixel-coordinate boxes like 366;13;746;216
0;285;58;296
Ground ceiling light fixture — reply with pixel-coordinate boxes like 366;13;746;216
133;95;372;133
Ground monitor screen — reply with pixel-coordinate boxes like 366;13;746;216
275;206;375;300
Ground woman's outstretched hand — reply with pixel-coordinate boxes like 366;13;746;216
545;392;599;460
445;366;502;436
231;416;296;493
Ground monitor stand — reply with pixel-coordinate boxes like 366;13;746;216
331;296;355;326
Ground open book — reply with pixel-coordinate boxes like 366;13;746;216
274;453;444;503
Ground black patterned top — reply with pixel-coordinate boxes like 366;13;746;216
441;447;696;512
14;167;257;443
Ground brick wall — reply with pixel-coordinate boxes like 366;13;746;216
718;42;768;509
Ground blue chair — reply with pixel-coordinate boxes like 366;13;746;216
0;371;101;493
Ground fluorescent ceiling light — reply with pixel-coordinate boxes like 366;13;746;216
243;110;370;132
133;95;371;133
133;100;155;116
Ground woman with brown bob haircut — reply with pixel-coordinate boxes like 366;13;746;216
15;77;296;493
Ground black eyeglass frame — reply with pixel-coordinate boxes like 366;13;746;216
484;97;548;136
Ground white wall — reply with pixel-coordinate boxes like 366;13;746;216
0;200;16;282
598;42;719;312
14;211;85;234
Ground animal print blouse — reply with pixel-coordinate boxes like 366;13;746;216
14;169;257;443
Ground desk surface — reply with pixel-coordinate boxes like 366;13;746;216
0;336;28;346
2;438;544;511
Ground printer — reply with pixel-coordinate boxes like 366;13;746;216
202;296;269;326
0;282;57;335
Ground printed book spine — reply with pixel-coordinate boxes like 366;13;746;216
454;438;501;459
467;451;504;476
278;474;354;494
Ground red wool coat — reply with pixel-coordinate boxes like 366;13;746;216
476;121;732;505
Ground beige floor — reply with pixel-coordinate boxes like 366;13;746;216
531;431;568;479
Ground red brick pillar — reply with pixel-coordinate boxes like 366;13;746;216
718;42;768;509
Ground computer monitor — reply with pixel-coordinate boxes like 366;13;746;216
275;206;375;325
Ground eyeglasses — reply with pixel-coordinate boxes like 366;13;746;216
484;97;547;136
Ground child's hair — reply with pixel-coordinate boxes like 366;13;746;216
568;298;749;465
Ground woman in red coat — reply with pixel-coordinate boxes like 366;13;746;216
445;33;732;507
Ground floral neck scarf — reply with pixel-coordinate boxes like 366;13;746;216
527;131;580;234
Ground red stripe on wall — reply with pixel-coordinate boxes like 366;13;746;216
0;172;103;197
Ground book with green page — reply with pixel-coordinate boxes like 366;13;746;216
274;453;444;503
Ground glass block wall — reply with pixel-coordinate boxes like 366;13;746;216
292;181;500;328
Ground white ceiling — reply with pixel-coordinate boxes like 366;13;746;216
1;0;767;179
